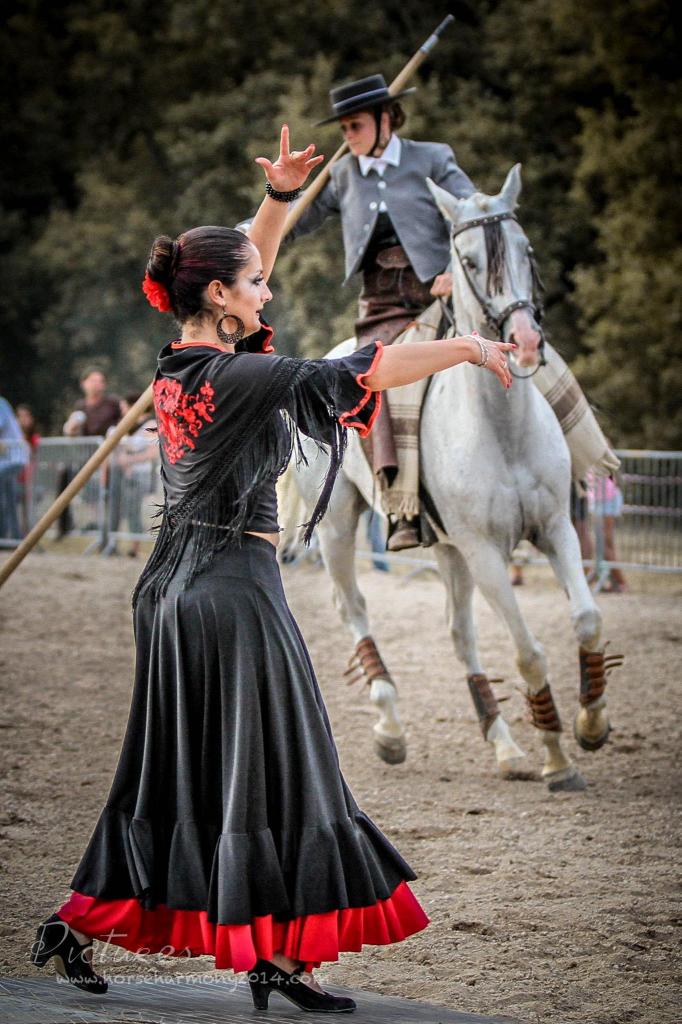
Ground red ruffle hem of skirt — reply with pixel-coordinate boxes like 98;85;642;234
56;879;429;974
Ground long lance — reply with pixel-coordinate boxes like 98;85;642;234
0;16;455;588
283;14;455;236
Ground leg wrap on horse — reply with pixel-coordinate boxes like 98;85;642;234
579;646;625;707
467;674;500;738
525;683;563;732
345;636;396;689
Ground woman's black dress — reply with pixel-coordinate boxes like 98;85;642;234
55;324;429;971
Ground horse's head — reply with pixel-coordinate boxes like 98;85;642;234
427;165;543;368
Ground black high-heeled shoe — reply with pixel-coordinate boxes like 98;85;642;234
30;913;108;994
248;958;356;1013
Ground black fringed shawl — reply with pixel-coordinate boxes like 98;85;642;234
132;325;383;607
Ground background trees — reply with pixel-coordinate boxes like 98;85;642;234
1;0;679;446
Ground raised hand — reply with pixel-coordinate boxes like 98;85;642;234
255;124;324;193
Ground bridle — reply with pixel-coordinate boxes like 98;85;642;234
449;210;546;377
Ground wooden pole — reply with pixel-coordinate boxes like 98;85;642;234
282;14;455;236
0;386;154;588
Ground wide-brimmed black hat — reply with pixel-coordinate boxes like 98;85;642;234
315;74;416;127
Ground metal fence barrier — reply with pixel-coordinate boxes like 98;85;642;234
22;437;108;551
0;435;161;554
103;452;163;555
596;450;682;573
1;443;680;578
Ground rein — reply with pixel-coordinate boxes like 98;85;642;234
451;210;546;377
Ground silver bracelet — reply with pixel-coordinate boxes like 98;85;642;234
470;336;488;367
461;333;488;367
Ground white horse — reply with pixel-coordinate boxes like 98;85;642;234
282;165;622;791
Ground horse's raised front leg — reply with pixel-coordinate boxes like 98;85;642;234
539;514;623;752
315;476;406;765
460;535;586;791
433;541;527;778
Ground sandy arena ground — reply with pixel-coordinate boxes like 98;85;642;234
0;549;680;1023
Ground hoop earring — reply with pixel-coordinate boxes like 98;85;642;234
216;308;245;345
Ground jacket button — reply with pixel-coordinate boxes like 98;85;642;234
378;180;387;189
369;201;377;210
363;223;370;231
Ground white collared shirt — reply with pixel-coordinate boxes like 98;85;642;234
358;133;401;179
358;134;401;213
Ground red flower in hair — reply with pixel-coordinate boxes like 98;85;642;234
142;272;172;312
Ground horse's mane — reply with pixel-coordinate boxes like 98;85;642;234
484;220;506;295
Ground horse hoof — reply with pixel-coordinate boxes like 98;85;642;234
574;713;611;752
498;757;536;781
545;765;587;792
373;734;407;765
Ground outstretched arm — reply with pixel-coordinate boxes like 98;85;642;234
247;124;324;280
365;336;516;391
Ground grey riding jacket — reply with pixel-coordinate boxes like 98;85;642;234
286;138;475;284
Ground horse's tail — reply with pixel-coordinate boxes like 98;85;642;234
276;459;307;559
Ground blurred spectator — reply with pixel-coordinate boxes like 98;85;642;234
57;368;120;538
0;395;30;540
63;367;120;437
15;404;41;535
588;472;627;593
105;392;158;557
16;404;41;448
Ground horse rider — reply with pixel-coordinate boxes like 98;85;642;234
285;74;476;550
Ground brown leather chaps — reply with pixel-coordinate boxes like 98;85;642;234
354;246;434;483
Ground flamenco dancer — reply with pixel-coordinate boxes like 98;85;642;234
30;127;514;1013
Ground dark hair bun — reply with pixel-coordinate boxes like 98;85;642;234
143;225;253;323
146;235;175;285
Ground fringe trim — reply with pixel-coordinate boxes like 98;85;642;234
133;359;353;609
588;447;621;478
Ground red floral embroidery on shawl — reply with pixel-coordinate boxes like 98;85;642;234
153;377;216;464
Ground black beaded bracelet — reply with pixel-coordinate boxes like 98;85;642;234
265;180;302;203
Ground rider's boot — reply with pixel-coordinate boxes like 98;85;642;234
386;515;421;551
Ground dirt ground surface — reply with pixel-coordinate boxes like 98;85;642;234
1;549;680;1023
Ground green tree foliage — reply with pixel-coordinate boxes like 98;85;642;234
564;0;681;448
1;0;679;445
